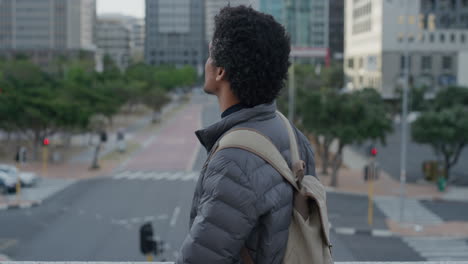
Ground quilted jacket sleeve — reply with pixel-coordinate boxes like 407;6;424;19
177;150;258;264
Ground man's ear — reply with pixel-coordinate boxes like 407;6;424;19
216;67;226;82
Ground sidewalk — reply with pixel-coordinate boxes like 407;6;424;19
0;98;190;210
321;147;468;202
322;146;468;238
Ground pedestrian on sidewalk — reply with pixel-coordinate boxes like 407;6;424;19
177;6;320;264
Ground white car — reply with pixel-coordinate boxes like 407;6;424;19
0;165;39;187
0;171;17;193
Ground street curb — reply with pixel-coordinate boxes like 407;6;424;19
0;200;41;211
325;187;468;203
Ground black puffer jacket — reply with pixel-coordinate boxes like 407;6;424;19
177;102;316;264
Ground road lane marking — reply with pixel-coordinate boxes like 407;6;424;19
182;172;198;181
127;171;143;180
334;227;355;235
157;214;169;220
170;207;181;227
114;171;129;179
168;172;183;181
144;216;155;222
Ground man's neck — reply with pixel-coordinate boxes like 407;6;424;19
217;86;240;113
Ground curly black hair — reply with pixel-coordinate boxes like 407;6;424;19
211;5;291;107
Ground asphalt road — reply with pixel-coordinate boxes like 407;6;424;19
352;122;468;185
0;92;463;262
0;177;195;261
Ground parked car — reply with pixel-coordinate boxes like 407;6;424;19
0;171;17;194
0;165;39;187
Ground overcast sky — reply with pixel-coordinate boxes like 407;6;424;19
97;0;145;18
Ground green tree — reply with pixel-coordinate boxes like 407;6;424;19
143;88;171;123
0;60;64;158
412;86;468;180
300;88;393;186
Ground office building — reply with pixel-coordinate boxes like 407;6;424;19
329;0;344;60
344;0;468;98
97;19;131;70
98;14;145;63
145;0;205;75
205;0;254;43
259;0;330;64
0;0;97;67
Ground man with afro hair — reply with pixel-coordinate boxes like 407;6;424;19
177;5;316;264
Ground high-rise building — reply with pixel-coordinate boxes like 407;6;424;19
284;0;329;49
259;0;331;64
344;0;468;98
98;14;145;63
145;0;205;75
329;0;344;60
96;19;131;70
259;0;283;22
205;0;254;43
130;19;145;61
0;0;97;67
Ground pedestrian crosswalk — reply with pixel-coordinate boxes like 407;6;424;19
112;170;199;182
403;236;468;261
375;197;443;225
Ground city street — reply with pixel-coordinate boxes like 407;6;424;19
0;93;467;262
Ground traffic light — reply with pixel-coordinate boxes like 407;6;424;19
43;138;50;146
140;222;155;255
370;147;377;157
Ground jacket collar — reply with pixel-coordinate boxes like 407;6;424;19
195;101;277;152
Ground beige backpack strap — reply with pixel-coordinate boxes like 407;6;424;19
216;128;300;191
276;111;306;186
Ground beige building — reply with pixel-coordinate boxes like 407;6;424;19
96;19;131;70
344;0;468;98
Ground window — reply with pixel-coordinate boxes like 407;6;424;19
401;55;412;70
442;56;452;70
440;33;445;43
359;57;364;68
461;34;466;43
421;56;432;70
429;33;435;42
419;33;425;42
450;34;456;43
348;58;354;69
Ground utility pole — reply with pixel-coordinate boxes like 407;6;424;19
288;61;296;121
399;0;410;222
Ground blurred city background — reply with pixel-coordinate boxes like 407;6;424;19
0;0;467;262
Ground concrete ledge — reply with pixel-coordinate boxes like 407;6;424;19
1;260;468;264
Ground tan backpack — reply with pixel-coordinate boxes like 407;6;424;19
215;111;333;264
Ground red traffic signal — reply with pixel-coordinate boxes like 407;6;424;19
370;147;378;156
43;138;50;146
